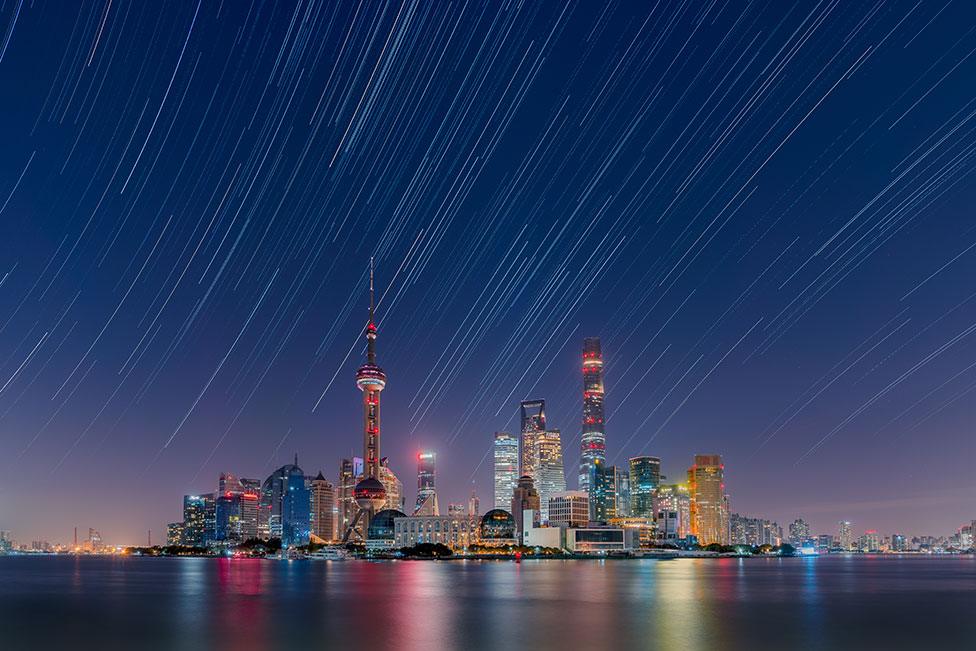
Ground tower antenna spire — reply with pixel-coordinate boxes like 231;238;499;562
369;256;375;324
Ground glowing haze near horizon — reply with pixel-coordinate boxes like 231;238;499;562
2;1;976;545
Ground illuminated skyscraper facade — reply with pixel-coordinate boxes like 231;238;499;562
653;484;691;541
688;454;728;545
338;457;362;536
415;451;439;516
216;473;259;543
579;338;606;496
281;464;310;548
493;431;519;510
590;458;617;523
261;457;303;539
629;456;661;518
309;472;336;541
379;458;404;512
535;430;566;522
520;400;546;479
181;494;213;546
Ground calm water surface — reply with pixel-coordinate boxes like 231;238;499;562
1;555;973;650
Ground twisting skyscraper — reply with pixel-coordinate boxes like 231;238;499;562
579;338;606;495
343;260;388;542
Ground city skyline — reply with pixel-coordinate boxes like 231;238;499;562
3;2;976;545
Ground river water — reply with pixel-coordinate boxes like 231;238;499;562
1;555;973;649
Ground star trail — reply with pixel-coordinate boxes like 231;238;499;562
2;1;976;543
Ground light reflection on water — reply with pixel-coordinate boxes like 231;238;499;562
1;556;975;650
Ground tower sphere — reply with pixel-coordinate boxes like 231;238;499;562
354;477;387;511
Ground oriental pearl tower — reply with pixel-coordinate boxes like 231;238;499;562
342;258;388;542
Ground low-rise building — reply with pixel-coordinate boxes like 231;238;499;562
394;515;480;550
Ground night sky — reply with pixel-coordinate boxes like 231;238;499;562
2;1;976;545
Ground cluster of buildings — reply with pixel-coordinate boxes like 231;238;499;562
12;264;963;557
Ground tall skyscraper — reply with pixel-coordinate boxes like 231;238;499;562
614;469;631;518
838;521;854;551
520;400;546;479
181;494;213;546
345;260;389;541
493;432;519;510
215;473;259;543
688;454;728;545
579;337;606;495
535;430;566;522
468;488;480;517
379;458;404;511
590;458;617;523
629;456;661;518
788;518;811;546
511;475;541;535
281;463;311;548
414;451;439;516
261;457;303;539
309;472;336;542
338;457;361;537
653;484;691;541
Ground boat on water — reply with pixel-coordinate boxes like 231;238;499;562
308;546;350;560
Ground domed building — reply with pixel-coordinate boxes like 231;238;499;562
367;509;407;541
480;509;516;544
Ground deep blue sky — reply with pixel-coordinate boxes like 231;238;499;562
2;1;976;544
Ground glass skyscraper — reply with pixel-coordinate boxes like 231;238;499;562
181;494;213;546
579;338;606;495
519;400;546;479
590;458;616;523
629;456;661;518
414;451;439;515
281;464;310;548
493;431;518;510
689;454;728;545
535;429;566;522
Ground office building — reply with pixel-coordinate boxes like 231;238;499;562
838;521;854;551
338;458;361;537
590;458;617;523
280;463;311;548
615;469;631;518
548;491;589;528
730;514;782;546
493;431;519;511
579;337;607;496
310;472;336;542
379;459;404;512
653;484;691;541
628;456;661;518
688;454;728;545
261;457;304;539
415;451;439;516
520;400;547;478
788;518;811;546
182;494;213;546
166;522;184;546
535;429;566;522
511;475;541;535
